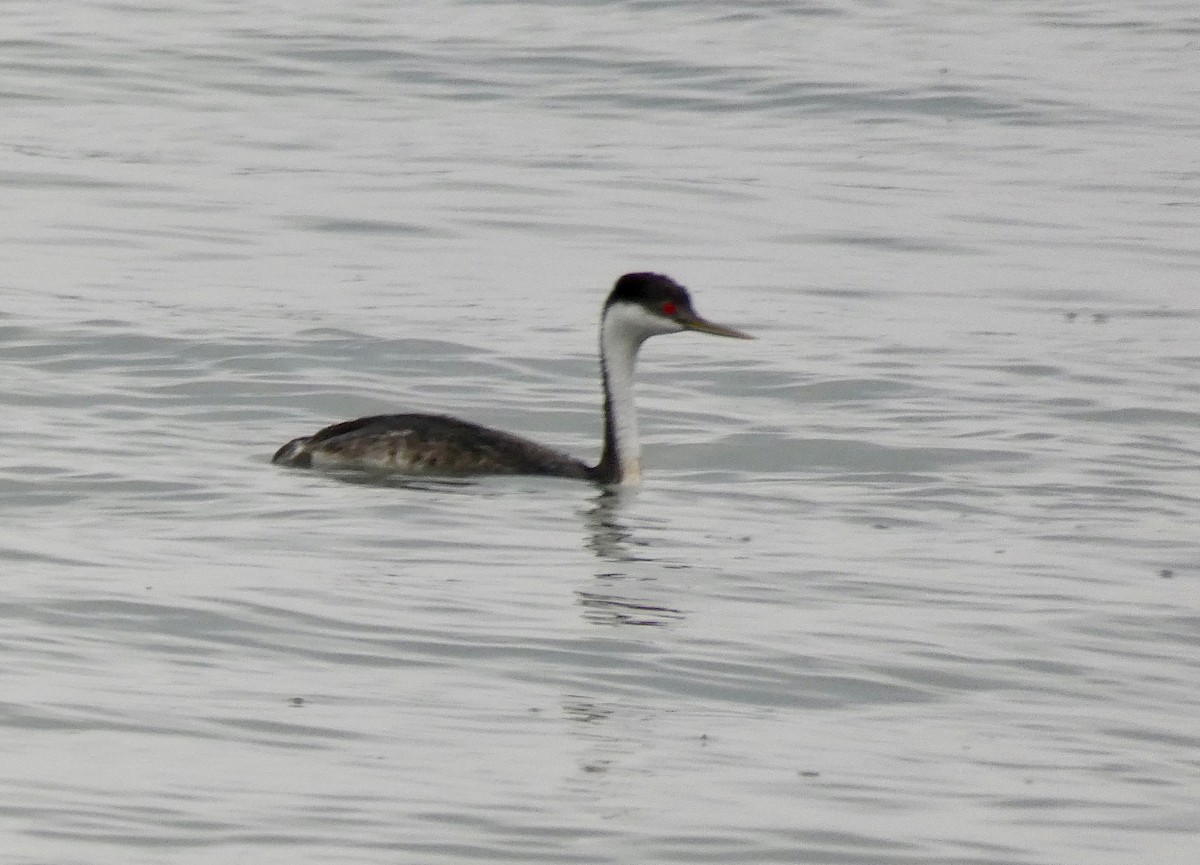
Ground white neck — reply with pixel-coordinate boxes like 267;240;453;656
595;302;683;484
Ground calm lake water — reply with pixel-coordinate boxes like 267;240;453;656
2;2;1198;863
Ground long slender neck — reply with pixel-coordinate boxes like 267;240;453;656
593;309;647;485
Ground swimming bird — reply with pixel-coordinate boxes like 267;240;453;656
272;272;752;484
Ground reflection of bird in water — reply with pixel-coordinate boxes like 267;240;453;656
579;490;686;627
576;588;684;628
273;273;752;484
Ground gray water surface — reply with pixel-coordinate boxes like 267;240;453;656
2;2;1198;863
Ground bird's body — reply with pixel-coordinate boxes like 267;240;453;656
272;413;593;479
272;273;751;485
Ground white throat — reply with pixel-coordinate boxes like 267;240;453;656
598;302;684;484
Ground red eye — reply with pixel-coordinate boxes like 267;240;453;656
662;302;677;316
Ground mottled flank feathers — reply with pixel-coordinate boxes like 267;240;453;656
272;413;594;479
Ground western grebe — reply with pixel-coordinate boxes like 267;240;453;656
272;272;752;484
